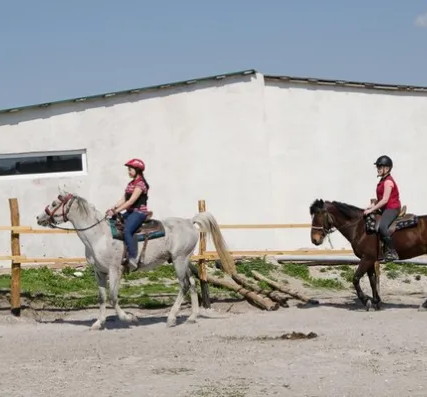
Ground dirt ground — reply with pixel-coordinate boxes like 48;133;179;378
1;271;427;397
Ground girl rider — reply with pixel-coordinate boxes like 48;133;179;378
363;155;400;262
107;158;150;271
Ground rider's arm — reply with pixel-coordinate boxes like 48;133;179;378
115;188;142;213
370;180;394;211
113;196;126;210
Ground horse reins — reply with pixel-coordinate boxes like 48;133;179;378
44;194;107;232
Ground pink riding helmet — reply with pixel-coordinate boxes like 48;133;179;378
124;158;145;171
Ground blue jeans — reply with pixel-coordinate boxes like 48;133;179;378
122;211;147;259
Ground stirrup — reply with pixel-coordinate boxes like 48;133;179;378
384;250;399;262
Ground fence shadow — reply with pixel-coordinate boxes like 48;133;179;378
295;296;421;311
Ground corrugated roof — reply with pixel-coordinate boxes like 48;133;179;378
2;68;427;115
0;69;257;115
264;74;427;92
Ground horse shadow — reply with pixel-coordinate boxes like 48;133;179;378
32;306;227;329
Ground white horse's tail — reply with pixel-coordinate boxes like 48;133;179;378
191;212;236;275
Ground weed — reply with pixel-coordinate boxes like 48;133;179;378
123;264;177;281
235;257;274;278
282;263;344;290
336;264;355;283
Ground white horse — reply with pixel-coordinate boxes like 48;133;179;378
36;192;236;330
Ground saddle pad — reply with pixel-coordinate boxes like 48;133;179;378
365;213;418;234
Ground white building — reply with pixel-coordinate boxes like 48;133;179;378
1;69;426;266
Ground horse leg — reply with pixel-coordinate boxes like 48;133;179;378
186;265;200;324
367;266;382;311
353;260;373;310
109;265;137;325
166;255;194;327
90;269;108;331
166;288;185;327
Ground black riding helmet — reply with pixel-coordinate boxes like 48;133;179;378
374;155;393;169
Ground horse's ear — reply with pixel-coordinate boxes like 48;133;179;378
58;184;68;196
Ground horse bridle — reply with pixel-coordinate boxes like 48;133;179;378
44;193;107;231
44;194;75;224
311;206;363;247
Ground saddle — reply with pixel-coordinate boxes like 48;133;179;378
365;199;418;235
109;212;165;242
109;212;166;273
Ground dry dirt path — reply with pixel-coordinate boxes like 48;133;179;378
1;290;427;397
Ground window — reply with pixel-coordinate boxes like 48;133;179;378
0;149;87;178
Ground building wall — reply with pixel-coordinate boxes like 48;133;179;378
263;79;427;250
0;72;426;266
0;73;276;266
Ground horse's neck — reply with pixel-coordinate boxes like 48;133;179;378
68;210;111;248
333;213;361;243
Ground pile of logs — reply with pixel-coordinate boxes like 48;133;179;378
190;264;319;311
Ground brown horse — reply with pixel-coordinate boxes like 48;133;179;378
309;199;427;311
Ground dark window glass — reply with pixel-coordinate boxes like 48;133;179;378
0;153;84;176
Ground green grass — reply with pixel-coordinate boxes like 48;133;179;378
383;262;427;278
0;264;181;309
123;264;177;281
336;264;355;283
235;257;274;278
282;263;345;290
0;266;97;295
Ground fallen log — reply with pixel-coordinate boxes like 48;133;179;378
189;264;278;311
231;274;289;307
251;270;319;304
268;291;290;308
208;274;279;311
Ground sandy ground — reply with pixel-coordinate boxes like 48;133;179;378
2;276;427;397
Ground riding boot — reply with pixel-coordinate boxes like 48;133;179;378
127;235;139;272
128;257;138;272
382;236;399;262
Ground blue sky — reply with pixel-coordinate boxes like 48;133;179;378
1;0;427;109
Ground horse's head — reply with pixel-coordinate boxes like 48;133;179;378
309;199;335;245
36;193;75;227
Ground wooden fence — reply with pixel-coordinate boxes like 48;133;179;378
1;198;353;315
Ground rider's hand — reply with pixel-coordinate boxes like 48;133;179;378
363;208;372;216
106;208;115;217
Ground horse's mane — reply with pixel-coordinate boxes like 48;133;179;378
309;198;363;220
64;192;102;220
331;201;363;219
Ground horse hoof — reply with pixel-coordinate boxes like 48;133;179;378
365;300;372;311
185;317;197;324
129;313;138;323
90;321;103;331
166;318;177;328
418;305;427;312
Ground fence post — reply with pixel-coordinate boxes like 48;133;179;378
9;198;21;316
198;199;210;308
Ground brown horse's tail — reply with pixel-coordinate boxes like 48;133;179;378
191;212;236;275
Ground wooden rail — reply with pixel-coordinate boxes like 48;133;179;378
0;197;351;315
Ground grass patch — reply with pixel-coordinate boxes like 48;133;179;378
384;262;427;279
282;263;344;290
123;264;177;281
235;257;274;278
0;266;97;295
335;264;355;283
0;265;179;310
